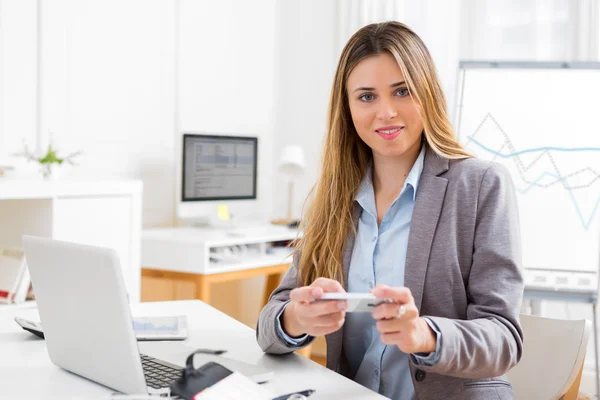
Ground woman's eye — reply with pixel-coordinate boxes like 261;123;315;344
396;88;409;97
359;93;375;102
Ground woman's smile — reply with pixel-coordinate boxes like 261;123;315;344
376;125;405;140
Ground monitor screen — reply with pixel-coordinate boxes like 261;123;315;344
182;134;258;201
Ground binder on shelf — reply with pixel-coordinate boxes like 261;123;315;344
0;248;30;304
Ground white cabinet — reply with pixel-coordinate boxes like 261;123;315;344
0;180;142;301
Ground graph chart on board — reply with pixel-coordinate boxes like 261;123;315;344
456;65;600;272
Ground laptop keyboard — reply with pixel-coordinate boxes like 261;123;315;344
140;354;184;389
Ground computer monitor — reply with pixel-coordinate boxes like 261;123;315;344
176;133;259;226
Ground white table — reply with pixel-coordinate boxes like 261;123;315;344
0;300;385;399
141;225;298;305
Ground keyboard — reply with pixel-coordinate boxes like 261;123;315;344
140;354;184;389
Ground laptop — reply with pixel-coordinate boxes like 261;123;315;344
22;235;273;395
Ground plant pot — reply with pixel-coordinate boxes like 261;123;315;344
41;163;61;181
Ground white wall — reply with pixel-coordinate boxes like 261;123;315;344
0;0;38;168
0;0;277;229
403;0;461;121
177;0;276;225
0;0;176;227
271;0;338;221
40;0;175;228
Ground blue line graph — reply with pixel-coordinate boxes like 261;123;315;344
466;135;600;230
467;137;600;157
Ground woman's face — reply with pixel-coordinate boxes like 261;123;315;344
346;52;424;160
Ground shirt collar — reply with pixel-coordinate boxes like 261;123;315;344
406;144;426;201
355;144;426;210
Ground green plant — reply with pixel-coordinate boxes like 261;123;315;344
13;139;82;178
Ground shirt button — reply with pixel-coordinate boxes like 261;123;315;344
371;236;377;242
374;368;380;377
415;369;426;382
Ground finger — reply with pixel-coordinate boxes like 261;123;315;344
311;277;345;293
371;303;402;320
372;303;417;321
290;286;323;302
372;284;413;304
297;299;347;317
380;332;404;346
376;318;402;334
310;311;346;328
309;322;345;337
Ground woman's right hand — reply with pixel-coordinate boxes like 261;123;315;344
281;277;347;337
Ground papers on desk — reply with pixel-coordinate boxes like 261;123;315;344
192;372;271;400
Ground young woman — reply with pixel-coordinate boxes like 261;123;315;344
257;21;523;400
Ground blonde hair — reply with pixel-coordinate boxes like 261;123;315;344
296;21;470;287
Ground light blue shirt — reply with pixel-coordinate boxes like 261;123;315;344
276;146;441;399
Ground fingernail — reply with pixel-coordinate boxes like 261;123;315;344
337;302;346;310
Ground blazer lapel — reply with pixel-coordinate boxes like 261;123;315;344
405;147;449;311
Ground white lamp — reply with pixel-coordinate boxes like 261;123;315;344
274;145;305;225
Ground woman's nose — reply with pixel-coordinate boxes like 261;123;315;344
377;97;398;120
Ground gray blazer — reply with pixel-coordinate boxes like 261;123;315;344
257;146;524;400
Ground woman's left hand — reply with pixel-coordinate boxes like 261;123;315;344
371;284;437;354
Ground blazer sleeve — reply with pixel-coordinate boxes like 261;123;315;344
256;250;316;354
418;162;524;379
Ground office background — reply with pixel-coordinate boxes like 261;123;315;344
1;0;600;395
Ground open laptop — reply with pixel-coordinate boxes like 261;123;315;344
22;235;273;395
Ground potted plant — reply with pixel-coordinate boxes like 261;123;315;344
13;139;82;180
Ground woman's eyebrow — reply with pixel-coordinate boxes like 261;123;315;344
389;81;407;88
352;81;407;93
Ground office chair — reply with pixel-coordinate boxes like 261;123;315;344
507;314;591;400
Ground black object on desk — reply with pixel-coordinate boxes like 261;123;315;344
170;349;234;400
14;317;45;339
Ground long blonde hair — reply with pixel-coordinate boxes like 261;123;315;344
296;21;470;287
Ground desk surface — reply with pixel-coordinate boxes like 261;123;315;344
143;225;299;246
0;300;385;399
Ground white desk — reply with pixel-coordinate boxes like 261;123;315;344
142;225;299;275
141;225;298;306
0;300;385;399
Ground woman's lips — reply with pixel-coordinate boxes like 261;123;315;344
376;126;404;140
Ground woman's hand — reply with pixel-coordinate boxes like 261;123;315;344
371;284;437;354
282;277;347;337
